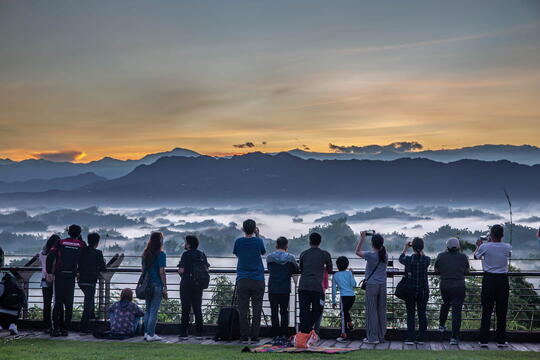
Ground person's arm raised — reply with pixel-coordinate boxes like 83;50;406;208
355;232;367;258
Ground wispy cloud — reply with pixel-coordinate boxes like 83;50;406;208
31;150;86;162
233;142;256;149
329;141;423;154
335;22;539;54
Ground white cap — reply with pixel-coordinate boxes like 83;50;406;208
446;238;460;249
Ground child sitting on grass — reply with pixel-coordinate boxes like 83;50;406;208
332;256;356;342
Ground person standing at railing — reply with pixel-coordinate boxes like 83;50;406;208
331;256;356;343
39;234;60;334
474;224;512;348
356;232;388;345
78;232;106;334
434;238;470;346
298;232;333;334
399;237;430;345
46;224;86;337
266;236;299;342
141;231;168;342
177;235;210;340
233;219;266;344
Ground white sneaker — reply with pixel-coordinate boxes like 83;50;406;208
497;342;509;348
8;324;18;335
146;334;163;342
363;338;380;344
336;337;348;343
143;333;148;341
479;342;489;348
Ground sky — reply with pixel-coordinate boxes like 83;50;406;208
1;0;539;162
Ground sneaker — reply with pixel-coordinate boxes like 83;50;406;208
479;342;489;348
438;325;447;332
241;338;250;344
363;338;380;344
195;335;203;340
250;337;259;343
497;342;509;348
143;333;148;341
449;338;459;346
146;334;163;342
178;333;189;340
8;324;18;335
404;340;415;345
415;340;425;345
50;329;61;337
336;337;348;343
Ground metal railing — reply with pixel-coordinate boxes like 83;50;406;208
2;255;540;332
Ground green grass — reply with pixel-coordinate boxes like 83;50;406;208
0;339;537;360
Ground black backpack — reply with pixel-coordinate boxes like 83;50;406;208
0;273;26;311
190;252;210;290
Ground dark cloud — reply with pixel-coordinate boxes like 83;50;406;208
31;150;86;162
262;141;267;145
302;144;310;151
233;142;256;149
329;141;423;154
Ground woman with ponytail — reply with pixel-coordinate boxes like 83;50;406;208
355;232;388;344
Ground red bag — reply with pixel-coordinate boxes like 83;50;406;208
291;330;320;348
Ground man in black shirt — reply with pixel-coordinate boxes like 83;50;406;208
434;238;469;345
177;235;209;339
298;232;332;334
78;233;106;333
46;224;86;336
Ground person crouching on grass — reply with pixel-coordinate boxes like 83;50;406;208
331;256;356;342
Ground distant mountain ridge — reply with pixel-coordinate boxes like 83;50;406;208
0;172;106;193
0;147;200;182
0;152;538;206
287;144;540;165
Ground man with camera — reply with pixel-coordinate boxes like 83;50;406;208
474;224;512;348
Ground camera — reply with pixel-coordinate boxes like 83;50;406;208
364;230;376;236
479;235;488;243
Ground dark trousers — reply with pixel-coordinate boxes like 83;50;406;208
299;290;324;333
405;289;428;341
80;284;96;332
52;275;76;331
42;286;53;329
439;282;465;340
269;293;290;337
180;284;204;336
0;313;18;329
340;296;355;334
480;273;509;344
237;278;265;339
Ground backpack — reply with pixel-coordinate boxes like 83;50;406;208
0;273;26;311
190;252;210;290
291;330;320;348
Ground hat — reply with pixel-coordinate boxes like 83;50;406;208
446;238;460;249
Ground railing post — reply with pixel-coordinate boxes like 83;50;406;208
15;255;41;320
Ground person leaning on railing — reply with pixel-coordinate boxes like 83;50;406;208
434;238;470;345
474;224;511;348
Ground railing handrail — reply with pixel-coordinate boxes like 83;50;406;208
3;266;540;277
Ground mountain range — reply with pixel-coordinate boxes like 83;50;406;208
0;152;538;206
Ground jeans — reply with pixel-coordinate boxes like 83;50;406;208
80;284;96;332
180;284;203;336
298;290;325;333
237;278;265;339
365;283;387;342
480;273;509;344
52;274;76;331
405;288;429;341
42;285;53;329
439;282;465;340
144;284;163;337
269;293;290;337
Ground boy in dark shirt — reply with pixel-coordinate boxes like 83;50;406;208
78;232;106;333
298;232;333;334
266;237;299;340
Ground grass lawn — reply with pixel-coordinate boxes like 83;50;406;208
0;339;538;360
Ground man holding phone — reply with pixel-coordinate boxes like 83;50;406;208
474;224;512;348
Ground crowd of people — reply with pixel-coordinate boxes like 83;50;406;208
0;220;526;348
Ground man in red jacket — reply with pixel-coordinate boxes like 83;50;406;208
46;224;86;336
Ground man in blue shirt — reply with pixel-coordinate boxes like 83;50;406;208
233;219;266;343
